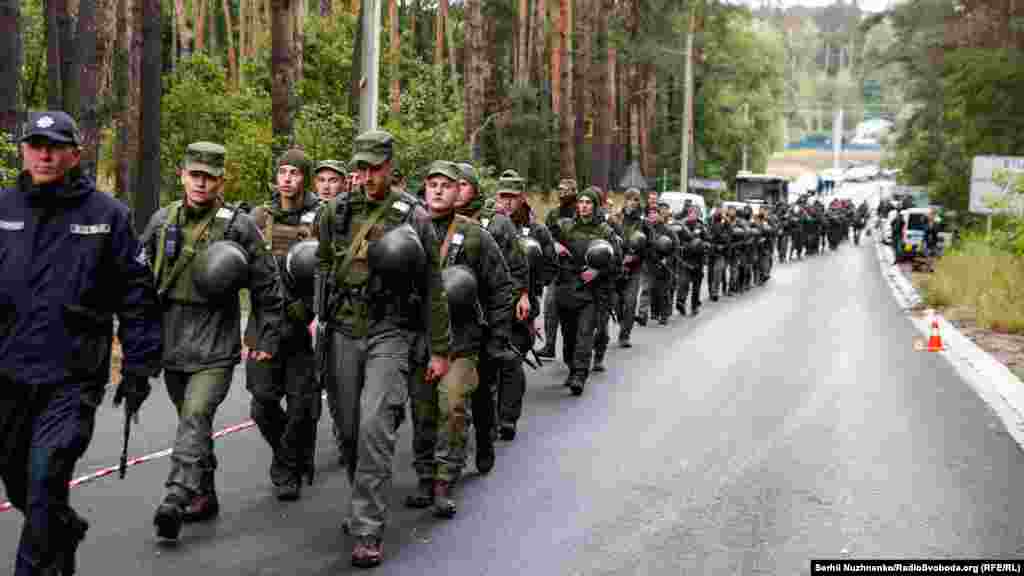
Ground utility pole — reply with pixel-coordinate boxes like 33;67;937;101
359;0;381;132
741;102;749;172
832;106;842;170
680;9;695;194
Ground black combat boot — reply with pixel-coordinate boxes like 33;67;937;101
433;480;457;519
499;421;517;441
154;493;186;540
273;475;301;502
569;375;585;396
476;435;496;475
536;342;557;359
591;350;606;373
405;478;435;508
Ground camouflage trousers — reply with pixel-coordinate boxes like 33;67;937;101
542;284;560;350
410;355;479;483
164;367;234;498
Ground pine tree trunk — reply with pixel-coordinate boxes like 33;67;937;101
292;0;304;84
549;0;559;117
77;0;99;179
0;0;20;141
113;0;131;200
516;0;528;87
433;1;443;67
47;0;64;108
207;0;217;54
409;0;416;58
642;65;656;178
573;0;590;177
389;0;400;116
173;0;190;57
221;0;237;88
349;0;363;118
59;0;76;114
350;0;357;13
444;0;455;79
464;0;483;145
531;0;545;88
558;0;574;179
591;0;611;193
238;0;246;61
195;0;205;52
136;0;161;230
271;0;294;140
320;0;330;16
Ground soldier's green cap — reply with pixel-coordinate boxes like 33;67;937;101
456;162;480;191
314;159;347;176
426;160;462;182
184;142;227;177
578;186;601;206
351;130;395;167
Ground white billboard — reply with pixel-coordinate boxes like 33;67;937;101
970;155;1024;215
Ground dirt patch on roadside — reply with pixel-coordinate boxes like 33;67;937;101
905;268;1024;378
110;336;123;386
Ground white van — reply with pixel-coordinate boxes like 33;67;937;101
659;191;707;221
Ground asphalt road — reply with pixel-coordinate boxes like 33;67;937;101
4;184;1024;574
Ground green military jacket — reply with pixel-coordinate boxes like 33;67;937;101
434;213;514;358
141;199;283;371
550;215;617;304
316;185;450;358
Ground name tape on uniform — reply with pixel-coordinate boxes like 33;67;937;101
70;223;111;235
0;220;25;231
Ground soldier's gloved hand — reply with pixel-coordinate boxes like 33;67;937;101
113;373;152;419
580;268;598;284
555;242;570;257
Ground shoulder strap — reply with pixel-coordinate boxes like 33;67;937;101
439;216;465;264
152;201;182;283
157;202;221;297
251;205;273;250
335;198;391;285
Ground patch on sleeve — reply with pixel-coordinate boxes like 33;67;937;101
216;207;235;219
136;245;150;266
301;211;317;224
70;223;111;235
451;232;465;246
481;218;490;228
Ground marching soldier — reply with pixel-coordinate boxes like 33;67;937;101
677;204;706;315
454;164;529;471
0;111;163;575
406;160;513;519
315;130;450;567
142;142;284;541
314;159;348;202
611;188;648;347
645;202;678;325
549;187;617;395
245;149;321;501
494;171;556;440
588;187;620;373
538;178;579;358
707;208;730;301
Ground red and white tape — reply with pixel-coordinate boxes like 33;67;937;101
0;420;256;513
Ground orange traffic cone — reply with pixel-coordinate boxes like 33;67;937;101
927;317;945;352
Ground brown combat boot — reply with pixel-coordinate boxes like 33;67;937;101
351;534;383;568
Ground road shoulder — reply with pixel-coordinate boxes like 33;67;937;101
873;233;1024;449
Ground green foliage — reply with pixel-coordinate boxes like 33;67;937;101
0;135;18;187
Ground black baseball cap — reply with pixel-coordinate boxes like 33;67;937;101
21;111;81;146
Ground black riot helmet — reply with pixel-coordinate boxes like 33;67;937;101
442;264;479;320
627;230;647;253
193;240;249;300
368;224;426;280
520;236;543;268
585;239;615;270
285;240;319;299
654;234;675;256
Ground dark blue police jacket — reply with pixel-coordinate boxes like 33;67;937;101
0;168;162;400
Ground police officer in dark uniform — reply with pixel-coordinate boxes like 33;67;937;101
245;149;321;501
142;142;284;542
0;110;163;576
315;130;450;567
549;187;617;395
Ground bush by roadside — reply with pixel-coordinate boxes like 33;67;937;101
918;234;1024;333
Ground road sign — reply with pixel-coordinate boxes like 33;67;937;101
689;178;726;191
970;155;1024;215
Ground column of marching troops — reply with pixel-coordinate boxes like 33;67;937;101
1;111;874;574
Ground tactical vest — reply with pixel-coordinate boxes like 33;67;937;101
325;188;417;291
558;217;611;272
152;201;242;305
442;214;484;269
251;204;317;258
